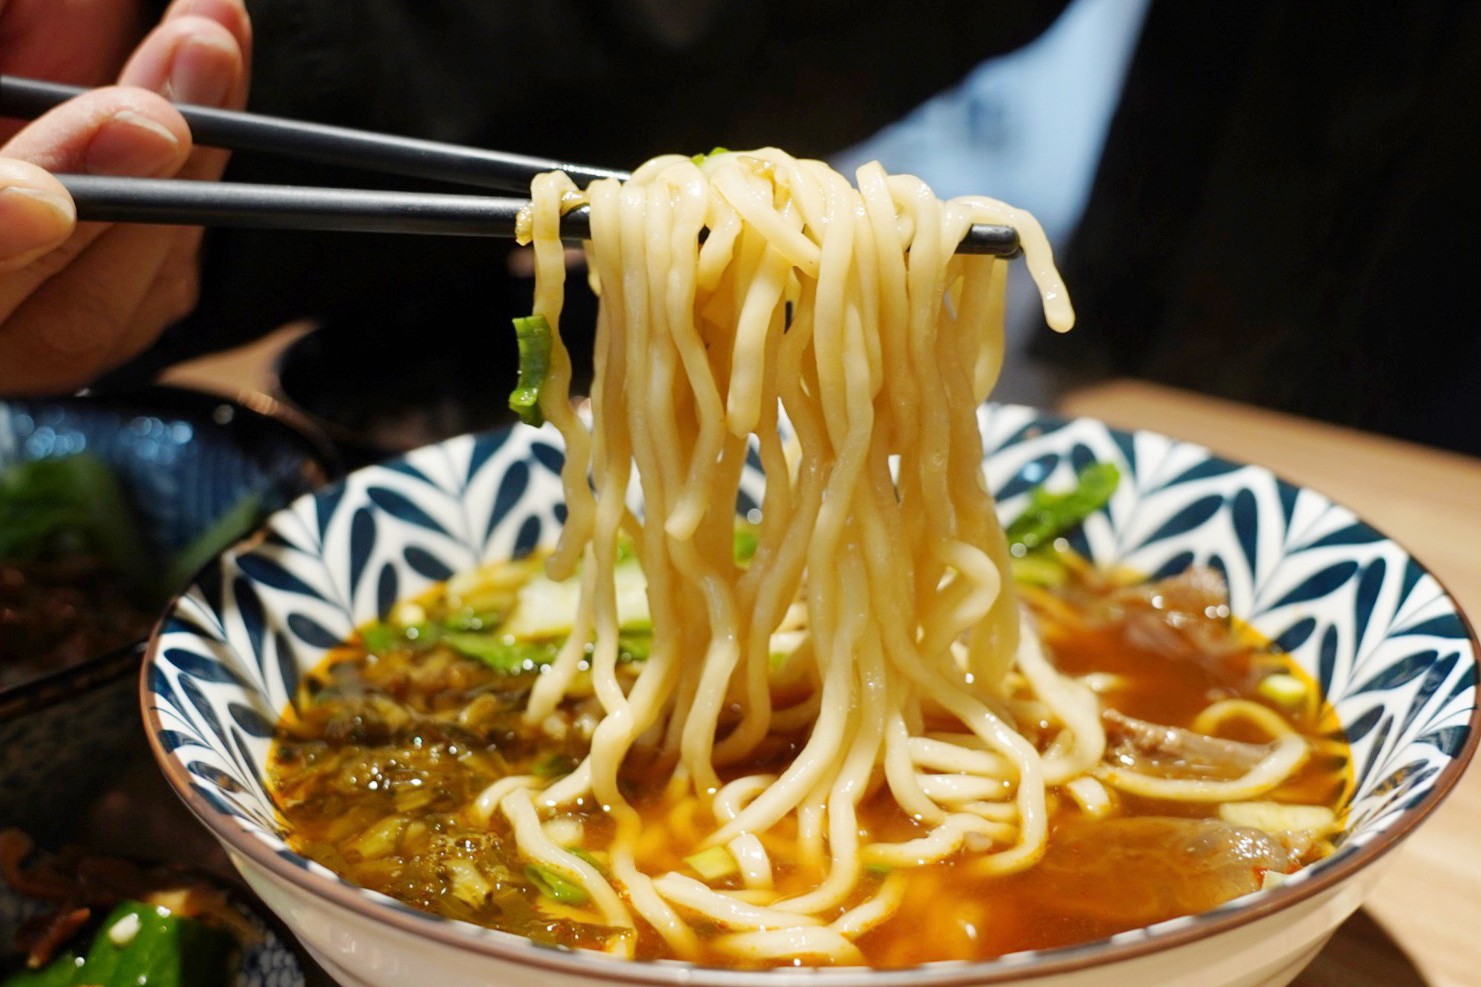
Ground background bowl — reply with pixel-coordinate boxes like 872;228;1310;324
0;840;309;986
0;386;337;837
143;405;1478;987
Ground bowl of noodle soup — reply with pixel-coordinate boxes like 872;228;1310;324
142;151;1478;987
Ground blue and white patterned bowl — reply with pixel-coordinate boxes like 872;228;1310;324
0;385;337;837
143;405;1479;987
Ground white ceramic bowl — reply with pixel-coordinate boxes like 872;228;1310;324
142;404;1480;987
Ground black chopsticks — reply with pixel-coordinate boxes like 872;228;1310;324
52;174;586;240
0;74;1022;256
0;74;626;192
50;175;1021;255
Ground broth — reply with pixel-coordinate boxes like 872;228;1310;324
267;555;1351;968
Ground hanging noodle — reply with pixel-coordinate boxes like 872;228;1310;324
482;148;1116;963
268;149;1329;969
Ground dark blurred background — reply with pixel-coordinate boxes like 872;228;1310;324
116;0;1481;459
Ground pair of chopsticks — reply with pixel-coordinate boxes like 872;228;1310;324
0;75;1021;255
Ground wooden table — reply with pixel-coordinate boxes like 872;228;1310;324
155;341;1481;986
1062;379;1481;987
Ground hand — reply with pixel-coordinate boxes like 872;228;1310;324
0;0;251;395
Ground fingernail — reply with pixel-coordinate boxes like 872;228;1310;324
85;110;184;176
165;33;237;106
0;186;75;265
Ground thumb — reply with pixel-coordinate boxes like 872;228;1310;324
0;160;76;274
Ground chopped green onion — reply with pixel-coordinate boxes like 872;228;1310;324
525;863;589;905
360;621;402;655
509;315;553;427
442;608;502;632
617;632;651;662
691;146;731;165
442;632;558;673
159;491;260;598
1009;552;1070;588
1005;462;1121;553
532;753;577;779
732;525;759;564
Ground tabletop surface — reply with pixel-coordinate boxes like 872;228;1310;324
156;338;1481;986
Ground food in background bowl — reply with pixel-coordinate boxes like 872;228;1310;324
0;830;306;986
0;450;262;688
0;387;336;836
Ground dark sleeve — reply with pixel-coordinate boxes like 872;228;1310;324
118;0;1070;379
1037;0;1481;456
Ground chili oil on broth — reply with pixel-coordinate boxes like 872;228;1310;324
265;551;1354;969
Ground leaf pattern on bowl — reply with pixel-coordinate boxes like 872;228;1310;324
144;403;1478;953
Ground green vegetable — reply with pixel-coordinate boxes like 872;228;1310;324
158;492;260;599
500;556;650;638
690;146;730;165
508;315;553;427
1004;462;1120;554
359;621;403;655
732;524;759;564
442;632;559;673
525;863;589;905
615;632;651;662
684;846;737;881
439;629;650;673
1;901;233;987
532;753;577;779
1009;552;1071;588
0;453;265;604
0;454;149;592
441;608;502;632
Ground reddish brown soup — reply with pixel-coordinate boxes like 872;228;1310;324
268;558;1351;968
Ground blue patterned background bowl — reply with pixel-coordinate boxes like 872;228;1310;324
143;405;1479;987
0;386;337;838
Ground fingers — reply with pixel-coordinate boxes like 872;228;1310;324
0;1;144;96
0;161;75;274
0;0;253;394
121;7;251;114
111;1;254;362
0;89;194;393
0;0;254;391
2;86;190;173
0;87;189;296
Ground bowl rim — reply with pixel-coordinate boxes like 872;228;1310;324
0;384;339;722
140;408;1481;984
